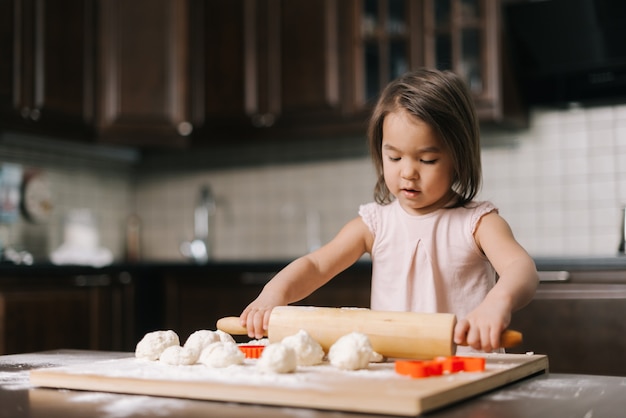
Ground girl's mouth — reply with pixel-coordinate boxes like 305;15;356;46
401;188;420;197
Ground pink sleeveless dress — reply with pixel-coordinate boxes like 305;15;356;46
359;199;498;321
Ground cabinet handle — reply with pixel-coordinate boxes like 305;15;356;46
19;107;41;121
177;121;193;136
74;275;112;287
251;113;275;128
30;108;41;121
537;271;570;282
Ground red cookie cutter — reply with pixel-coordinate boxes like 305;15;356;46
238;345;265;359
395;356;486;378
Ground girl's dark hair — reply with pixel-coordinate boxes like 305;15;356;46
367;68;482;207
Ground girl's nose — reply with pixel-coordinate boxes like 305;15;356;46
401;161;419;179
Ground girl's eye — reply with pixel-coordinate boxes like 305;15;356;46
420;159;437;164
387;156;401;162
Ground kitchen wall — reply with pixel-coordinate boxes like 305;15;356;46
2;103;626;263
482;104;626;257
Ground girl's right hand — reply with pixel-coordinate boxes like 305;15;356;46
240;289;289;339
240;304;274;339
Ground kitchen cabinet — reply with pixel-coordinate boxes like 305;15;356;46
96;0;192;148
187;0;526;143
348;0;424;109
0;0;96;139
0;0;191;148
509;272;626;376
190;0;364;143
0;272;135;355
422;0;526;127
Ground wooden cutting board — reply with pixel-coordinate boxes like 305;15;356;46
30;353;548;416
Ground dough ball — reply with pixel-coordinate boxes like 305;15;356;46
135;330;180;361
199;341;244;368
159;345;199;365
183;330;220;355
257;343;297;374
215;329;236;343
281;330;324;366
328;332;373;370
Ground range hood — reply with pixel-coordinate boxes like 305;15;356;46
504;0;626;106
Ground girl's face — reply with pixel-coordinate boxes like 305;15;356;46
381;110;455;215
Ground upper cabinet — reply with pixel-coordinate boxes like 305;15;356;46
190;0;359;143
96;0;192;148
422;0;526;127
0;0;525;148
190;0;524;144
0;0;96;139
349;0;424;108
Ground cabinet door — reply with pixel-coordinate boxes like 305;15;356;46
0;0;96;138
0;274;135;355
349;0;423;109
509;283;626;376
422;0;526;126
258;0;342;132
97;0;192;148
191;0;350;142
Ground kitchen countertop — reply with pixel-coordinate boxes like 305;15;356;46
3;256;626;275
1;350;625;418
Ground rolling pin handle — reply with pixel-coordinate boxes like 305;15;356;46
500;329;523;348
216;316;269;337
456;329;523;349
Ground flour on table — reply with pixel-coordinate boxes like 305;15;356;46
256;343;297;373
199;341;244;368
159;345;199;366
135;330;180;361
328;332;373;370
281;330;324;366
183;330;220;355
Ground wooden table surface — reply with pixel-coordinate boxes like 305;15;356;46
1;350;625;418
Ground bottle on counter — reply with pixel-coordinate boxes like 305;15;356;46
126;213;141;262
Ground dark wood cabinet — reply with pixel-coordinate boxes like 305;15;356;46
0;0;97;139
96;0;192;148
509;278;626;376
0;273;135;355
347;0;424;110
1;0;525;147
422;0;526;127
190;0;359;143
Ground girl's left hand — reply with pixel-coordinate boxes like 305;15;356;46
453;301;511;352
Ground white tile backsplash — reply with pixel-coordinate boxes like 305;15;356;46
136;159;376;261
480;104;626;257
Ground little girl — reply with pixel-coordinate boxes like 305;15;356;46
240;68;538;352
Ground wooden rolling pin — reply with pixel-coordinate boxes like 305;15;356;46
217;306;523;360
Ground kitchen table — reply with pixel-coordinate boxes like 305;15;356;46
1;350;625;418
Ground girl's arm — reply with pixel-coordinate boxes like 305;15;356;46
454;211;539;351
240;216;373;338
